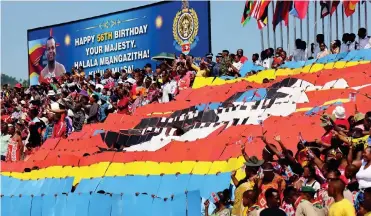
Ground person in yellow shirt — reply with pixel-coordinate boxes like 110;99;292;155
192;59;210;77
231;156;264;216
328;179;356;216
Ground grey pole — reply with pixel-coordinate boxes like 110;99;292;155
307;5;310;50
358;2;361;30
267;9;270;49
300;18;303;39
329;12;332;45
272;1;276;50
287;17;290;54
314;1;317;41
342;5;345;35
336;6;339;40
261;30;264;51
366;2;368;31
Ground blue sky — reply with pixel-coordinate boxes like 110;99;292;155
1;1;370;79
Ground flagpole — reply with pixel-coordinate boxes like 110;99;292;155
287;17;290;54
272;1;276;50
267;9;271;49
307;6;310;51
328;11;332;45
261;30;264;51
350;12;353;34
300;18;303;39
358;3;361;29
336;7;339;41
322;15;325;34
342;5;345;36
294;17;297;41
366;2;368;30
314;1;317;42
280;22;283;48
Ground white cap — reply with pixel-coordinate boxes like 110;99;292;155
126;78;136;84
47;90;55;96
332;106;346;119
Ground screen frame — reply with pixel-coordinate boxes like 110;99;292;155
27;0;212;79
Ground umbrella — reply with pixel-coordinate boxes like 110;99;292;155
151;52;176;61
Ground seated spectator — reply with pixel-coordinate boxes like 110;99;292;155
237;49;248;63
252;53;262;66
349;33;358;51
228;54;243;77
331;40;341;54
358;27;371;49
316;43;330;59
341;33;350;52
290;39;306;62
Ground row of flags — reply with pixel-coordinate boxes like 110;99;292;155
241;0;362;31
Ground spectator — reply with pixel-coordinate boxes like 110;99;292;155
242;190;260;216
5;126;23;162
328;179;355;216
237;49;248;63
284;186;322;216
205;53;216;74
204;189;232;216
330;40;341;54
358;28;371;49
259;188;286;216
87;94;99;124
302;165;321;192
349;33;358;51
252;53;262;66
229;54;243;77
211;53;222;77
262;49;274;69
0;124;11;161
362;187;371;216
316;43;329;59
313;34;325;58
341;33;350;52
290;39;306;62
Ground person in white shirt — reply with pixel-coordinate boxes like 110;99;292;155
229;54;243;76
340;33;349;53
348;33;358;51
358;28;371;49
317;43;330;59
290;39;306;61
160;73;177;103
262;48;274;69
252;53;262;66
312;34;325;58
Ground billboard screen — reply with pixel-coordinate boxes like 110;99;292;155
27;0;211;85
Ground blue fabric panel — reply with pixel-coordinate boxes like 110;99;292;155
304;59;317;66
1;196;12;216
196;103;207;111
187;190;201;216
170;193;187;216
65;193;90;216
122;194;152;216
61;177;74;194
41;195;56;216
141;175;162;195
39;178;54;196
334;52;348;61
54;194;68;216
208;102;222;110
12;195;32;216
88;193;112;216
152;198;171;216
93;129;105;136
30;196;43;216
110;194;124;216
48;178;62;194
187;175;206;192
74;178;102;193
343;50;359;61
219;75;235;80
201;173;231;198
156;174;190;198
305;106;320;116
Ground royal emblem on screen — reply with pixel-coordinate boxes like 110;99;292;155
173;0;199;55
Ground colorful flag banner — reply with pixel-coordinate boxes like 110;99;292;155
273;1;292;31
241;0;253;26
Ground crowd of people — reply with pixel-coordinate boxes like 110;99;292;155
205;108;371;216
0;22;371;216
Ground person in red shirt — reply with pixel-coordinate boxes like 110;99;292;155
332;106;350;129
237;49;248;63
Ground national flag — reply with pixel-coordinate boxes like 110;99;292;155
343;0;359;17
291;0;309;19
330;0;340;15
272;1;292;31
241;0;253;26
320;0;331;18
252;0;271;30
250;0;271;21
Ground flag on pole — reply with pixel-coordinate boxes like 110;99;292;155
290;0;309;19
330;0;341;15
343;0;359;17
249;0;271;29
241;0;253;26
320;0;331;18
273;1;293;31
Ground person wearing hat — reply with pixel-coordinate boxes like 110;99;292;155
210;53;222;77
332;106;350;129
231;156;264;216
284;186;324;216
